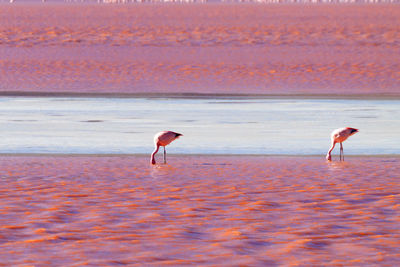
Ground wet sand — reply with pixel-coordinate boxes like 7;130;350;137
1;4;399;95
0;155;399;265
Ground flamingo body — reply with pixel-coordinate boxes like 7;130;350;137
151;131;182;164
326;127;358;161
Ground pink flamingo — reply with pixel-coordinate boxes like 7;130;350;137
151;131;183;165
326;127;359;161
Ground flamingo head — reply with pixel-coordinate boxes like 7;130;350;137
348;128;359;136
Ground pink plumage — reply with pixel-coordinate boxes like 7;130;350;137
326;127;359;161
151;131;183;165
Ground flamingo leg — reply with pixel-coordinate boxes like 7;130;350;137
163;146;166;164
340;143;344;161
342;143;344;161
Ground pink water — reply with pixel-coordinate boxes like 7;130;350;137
1;3;400;265
1;4;399;95
1;155;399;265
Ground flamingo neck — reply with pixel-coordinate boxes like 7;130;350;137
326;141;336;160
151;144;160;164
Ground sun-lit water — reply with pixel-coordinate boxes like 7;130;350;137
1;2;399;265
0;155;399;265
1;4;399;95
0;97;399;155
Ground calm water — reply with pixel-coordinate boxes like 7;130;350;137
0;155;399;265
0;97;399;155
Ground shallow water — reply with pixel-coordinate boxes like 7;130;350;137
0;155;399;265
0;97;399;155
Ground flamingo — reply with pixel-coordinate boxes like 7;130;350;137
326;127;359;161
151;131;183;165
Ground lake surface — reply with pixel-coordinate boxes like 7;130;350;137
0;97;399;156
1;155;399;266
1;4;399;95
1;3;399;266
